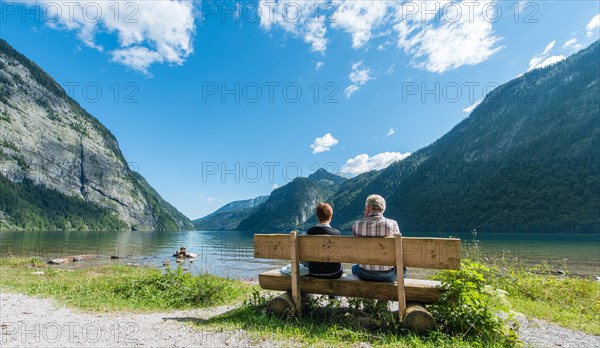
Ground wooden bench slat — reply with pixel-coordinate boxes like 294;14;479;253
254;234;461;270
289;231;302;315
258;269;443;303
395;234;406;316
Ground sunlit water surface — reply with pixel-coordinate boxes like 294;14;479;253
1;230;598;278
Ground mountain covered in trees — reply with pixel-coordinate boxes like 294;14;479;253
330;40;599;233
198;41;600;233
0;39;193;231
192;195;268;231
237;169;347;231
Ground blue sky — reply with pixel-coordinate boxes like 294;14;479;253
2;1;599;219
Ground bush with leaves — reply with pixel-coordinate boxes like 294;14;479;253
428;260;518;347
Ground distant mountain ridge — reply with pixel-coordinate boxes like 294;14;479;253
0;39;193;231
210;196;269;215
198;41;600;233
192;196;268;231
237;169;347;231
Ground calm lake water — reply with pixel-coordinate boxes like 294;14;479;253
1;230;599;278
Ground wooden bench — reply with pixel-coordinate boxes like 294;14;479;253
254;232;461;330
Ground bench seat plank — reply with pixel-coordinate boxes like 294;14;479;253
259;269;443;304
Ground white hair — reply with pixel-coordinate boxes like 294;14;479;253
366;194;386;213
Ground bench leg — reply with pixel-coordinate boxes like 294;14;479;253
266;292;295;318
402;303;437;334
266;292;312;318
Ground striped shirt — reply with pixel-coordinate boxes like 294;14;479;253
352;212;400;271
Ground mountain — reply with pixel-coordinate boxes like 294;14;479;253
236;169;346;231
193;195;268;231
307;168;347;186
0;39;194;231
218;41;599;234
330;41;600;233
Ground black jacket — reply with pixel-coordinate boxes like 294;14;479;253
306;225;343;278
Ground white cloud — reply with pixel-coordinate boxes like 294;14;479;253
22;0;196;74
386;128;395;136
528;40;566;71
385;63;396;75
304;18;328;52
542;40;556;55
463;99;482;114
259;1;329;52
310;133;339;154
331;1;390;48
345;61;373;98
344;85;361;98
586;14;600;37
341;152;411;175
395;1;502;73
200;194;219;204
111;47;163;73
259;1;501;73
349;61;372;84
315;61;325;70
272;183;280;190
562;38;583;51
532;55;566;70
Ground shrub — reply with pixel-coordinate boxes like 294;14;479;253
429;260;518;347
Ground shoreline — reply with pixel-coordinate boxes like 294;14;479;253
19;254;600;282
1;257;598;347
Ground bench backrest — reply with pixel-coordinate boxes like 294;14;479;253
254;232;461;317
254;234;461;270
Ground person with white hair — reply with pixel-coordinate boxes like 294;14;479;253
351;194;407;281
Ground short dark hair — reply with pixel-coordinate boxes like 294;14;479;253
316;202;333;222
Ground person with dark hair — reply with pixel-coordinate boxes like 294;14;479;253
306;202;344;279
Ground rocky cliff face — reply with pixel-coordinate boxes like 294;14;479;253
0;39;193;231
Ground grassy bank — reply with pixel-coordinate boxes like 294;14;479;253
462;237;600;336
0;256;598;347
196;295;510;348
491;263;600;335
0;257;253;311
194;259;599;347
195;261;519;348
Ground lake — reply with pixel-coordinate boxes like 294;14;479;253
1;230;598;278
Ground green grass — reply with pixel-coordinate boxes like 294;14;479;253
1;255;598;347
493;263;600;335
194;291;512;348
0;257;253;312
465;235;600;336
195;259;600;347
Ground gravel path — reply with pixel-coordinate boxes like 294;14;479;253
508;311;599;348
1;292;598;347
0;293;260;347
